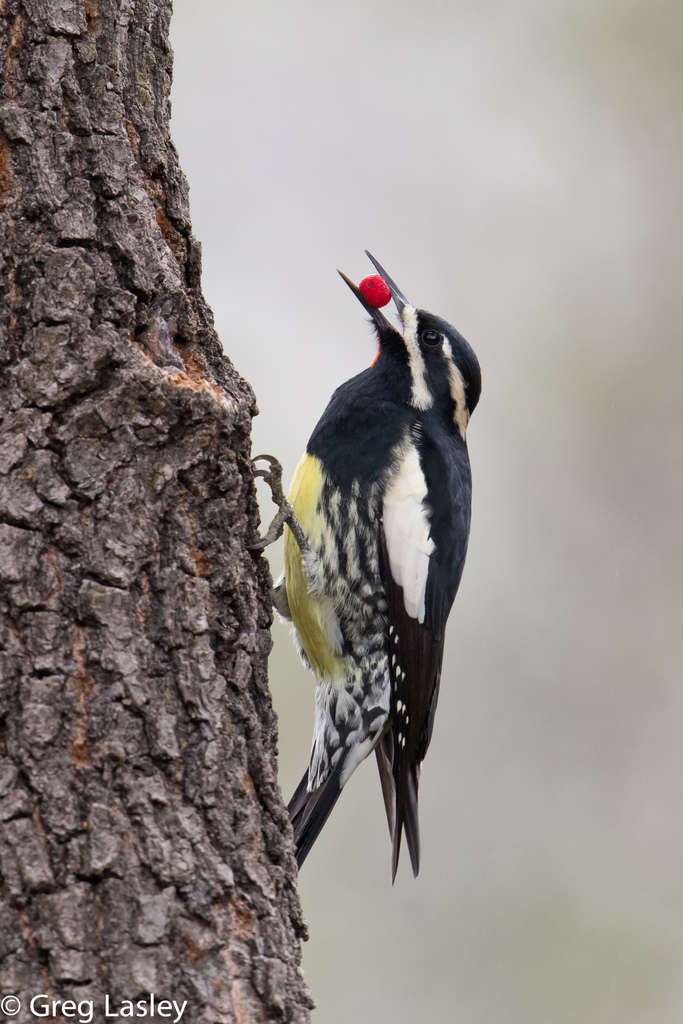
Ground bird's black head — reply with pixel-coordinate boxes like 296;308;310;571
339;252;482;437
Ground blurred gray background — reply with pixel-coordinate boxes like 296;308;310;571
170;2;683;1022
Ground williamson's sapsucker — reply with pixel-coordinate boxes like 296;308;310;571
274;252;481;880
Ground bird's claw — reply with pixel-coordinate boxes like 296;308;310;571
249;454;311;557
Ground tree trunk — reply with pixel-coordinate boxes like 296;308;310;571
0;1;311;1021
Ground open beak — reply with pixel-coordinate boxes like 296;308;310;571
337;269;394;332
338;252;411;333
364;251;410;315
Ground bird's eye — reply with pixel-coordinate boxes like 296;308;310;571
421;330;441;347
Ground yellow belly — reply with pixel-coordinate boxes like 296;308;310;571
285;453;344;682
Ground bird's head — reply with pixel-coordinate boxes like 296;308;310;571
339;252;481;437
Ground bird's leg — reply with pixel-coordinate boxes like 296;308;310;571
249;454;312;558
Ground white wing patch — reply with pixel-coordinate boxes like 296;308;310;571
383;439;434;623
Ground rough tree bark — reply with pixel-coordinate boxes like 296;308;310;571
0;1;312;1021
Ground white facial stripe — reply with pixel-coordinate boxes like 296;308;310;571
383;436;434;624
442;337;470;438
400;306;432;411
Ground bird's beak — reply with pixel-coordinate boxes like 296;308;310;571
337;269;393;332
364;251;410;316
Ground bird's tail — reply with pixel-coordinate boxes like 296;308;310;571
288;761;345;869
376;731;421;881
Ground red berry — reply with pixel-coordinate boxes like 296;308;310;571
358;275;391;308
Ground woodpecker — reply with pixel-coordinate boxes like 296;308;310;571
272;252;481;879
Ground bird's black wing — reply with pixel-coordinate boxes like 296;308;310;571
378;424;471;879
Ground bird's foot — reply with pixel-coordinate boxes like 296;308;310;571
249;454;311;557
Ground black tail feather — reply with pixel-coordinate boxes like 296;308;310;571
288;762;345;869
390;769;421;881
287;770;310;825
375;732;396;839
391;773;405;883
291;744;421;878
403;765;420;877
379;728;421;882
